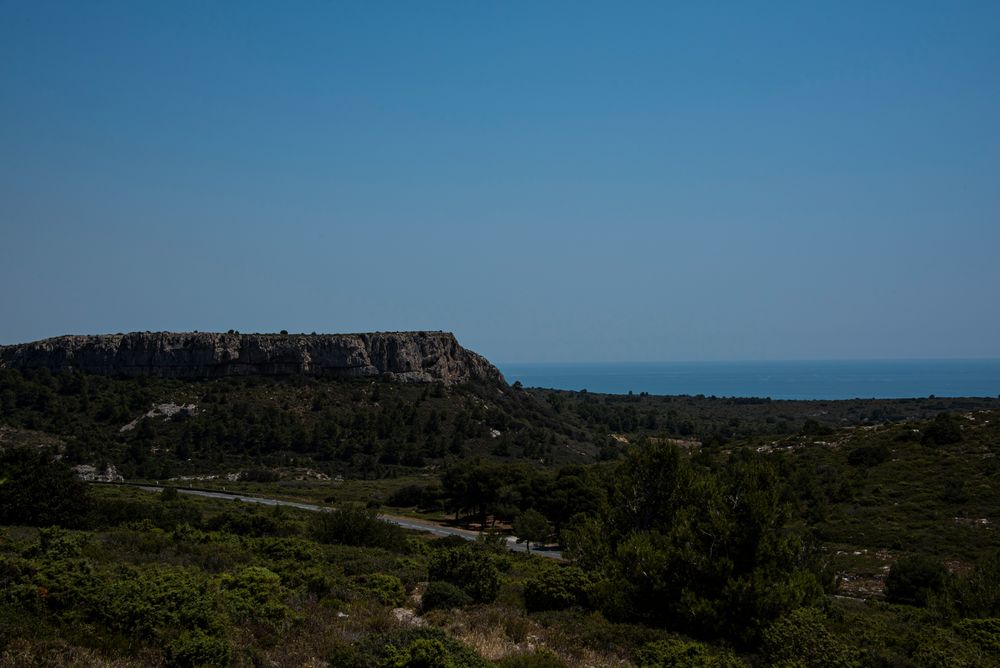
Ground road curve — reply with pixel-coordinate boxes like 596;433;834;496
135;485;563;560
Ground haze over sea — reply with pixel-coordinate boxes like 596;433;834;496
500;359;1000;401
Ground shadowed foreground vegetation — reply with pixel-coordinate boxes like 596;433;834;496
1;369;999;665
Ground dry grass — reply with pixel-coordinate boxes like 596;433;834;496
0;638;159;667
424;604;633;667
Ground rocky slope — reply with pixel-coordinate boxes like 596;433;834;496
0;331;505;385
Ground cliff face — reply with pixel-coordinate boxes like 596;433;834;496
0;331;505;385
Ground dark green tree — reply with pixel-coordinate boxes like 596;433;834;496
574;443;822;646
0;448;91;527
513;508;551;553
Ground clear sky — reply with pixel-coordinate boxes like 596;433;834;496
2;1;998;363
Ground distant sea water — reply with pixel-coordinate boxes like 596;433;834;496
498;360;1000;401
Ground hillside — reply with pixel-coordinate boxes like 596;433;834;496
2;404;999;666
0;367;593;481
2;332;1000;665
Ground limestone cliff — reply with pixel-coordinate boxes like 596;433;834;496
0;331;505;385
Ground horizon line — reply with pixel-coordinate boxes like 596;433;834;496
497;357;1000;366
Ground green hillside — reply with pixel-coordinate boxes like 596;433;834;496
2;368;1000;666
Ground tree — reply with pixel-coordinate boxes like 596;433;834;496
573;443;822;646
542;465;606;532
0;448;91;527
514;508;551;553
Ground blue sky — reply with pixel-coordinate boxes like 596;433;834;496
2;1;998;362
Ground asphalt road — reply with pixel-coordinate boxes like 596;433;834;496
136;485;563;559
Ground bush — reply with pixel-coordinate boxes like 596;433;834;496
475;528;509;554
953;617;1000;654
428;547;500;604
922;413;962;446
847;444;890;467
429;535;469;550
951;552;1000;617
386;484;427;508
886;555;949;606
496;650;567;667
219;566;296;627
358;573;406;607
911;626;990;667
636;638;747;667
801;420;834;436
312;507;406;552
166;628;231;667
100;566;220;639
421;581;473;612
205;507;294;537
761;608;858;668
359;628;490;668
383;638;454;668
34;526;88;559
940;478;969;504
524;566;591;612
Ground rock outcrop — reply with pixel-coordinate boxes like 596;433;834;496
0;331;505;385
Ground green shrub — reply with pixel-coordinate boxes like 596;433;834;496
166;628;231;668
636;639;747;667
922;413;962;446
361;628;490;668
255;536;321;562
761;607;859;668
383;638;455;668
205;507;296;537
275;563;344;598
100;566;220;639
421;581;473;612
386;484;427;508
219;566;296;627
0;555;43;609
846;444;890;467
911;626;991;667
475;528;509;554
496;649;567;667
32;556;100;612
312;507;406;552
428;547;500;604
801;420;834;436
34;526;88;559
886;555;949;606
953;617;1000;654
524;566;590;612
429;535;468;550
951;552;1000;617
171;523;238;546
359;573;406;607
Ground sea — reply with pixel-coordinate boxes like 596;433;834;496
498;359;1000;401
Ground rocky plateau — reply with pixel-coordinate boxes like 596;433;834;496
0;331;505;385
